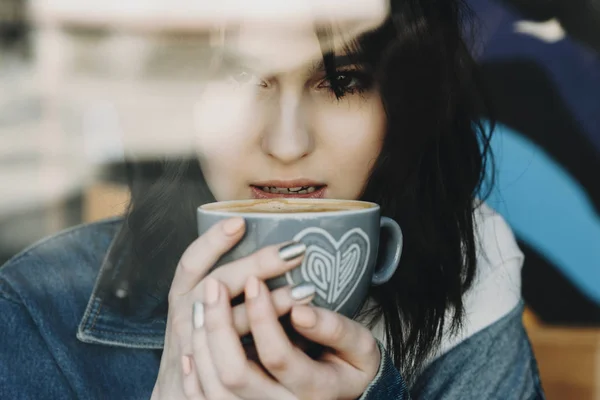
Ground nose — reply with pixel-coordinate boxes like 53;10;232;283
261;91;313;164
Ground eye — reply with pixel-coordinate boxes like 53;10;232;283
318;73;359;90
315;70;372;98
229;71;267;87
335;74;357;88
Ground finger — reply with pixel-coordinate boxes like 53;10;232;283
206;241;306;298
181;356;205;400
192;298;242;400
245;277;321;394
171;217;245;296
198;277;293;400
181;238;304;360
184;241;306;306
231;282;316;336
290;305;380;374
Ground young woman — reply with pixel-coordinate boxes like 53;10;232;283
0;0;545;399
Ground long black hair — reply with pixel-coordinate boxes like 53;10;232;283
100;0;494;386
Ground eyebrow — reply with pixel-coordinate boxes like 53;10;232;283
309;54;363;74
217;48;362;72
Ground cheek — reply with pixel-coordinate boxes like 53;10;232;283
193;84;261;199
314;97;385;166
312;96;385;198
194;83;258;149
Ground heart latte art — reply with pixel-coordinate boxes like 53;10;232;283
285;227;370;311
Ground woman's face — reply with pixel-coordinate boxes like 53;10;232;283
194;23;386;201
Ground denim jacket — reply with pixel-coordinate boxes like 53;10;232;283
0;218;545;399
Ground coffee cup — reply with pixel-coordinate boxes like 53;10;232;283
197;198;403;318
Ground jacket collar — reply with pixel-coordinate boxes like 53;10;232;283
77;222;167;349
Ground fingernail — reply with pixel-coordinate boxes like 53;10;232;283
291;306;318;329
192;301;204;329
181;355;192;376
279;241;306;261
245;276;260;299
290;282;316;303
223;217;244;236
204;277;220;305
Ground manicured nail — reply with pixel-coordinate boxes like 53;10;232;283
204;277;220;305
181;355;192;376
245;276;261;299
223;217;244;236
279;241;306;261
291;306;318;329
290;282;316;302
192;301;204;329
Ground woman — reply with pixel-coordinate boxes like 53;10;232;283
0;0;545;399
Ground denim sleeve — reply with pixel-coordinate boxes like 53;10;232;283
0;283;76;400
412;303;546;400
359;303;545;400
358;341;410;400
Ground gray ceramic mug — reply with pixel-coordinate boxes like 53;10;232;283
197;198;403;319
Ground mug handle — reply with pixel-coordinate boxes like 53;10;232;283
371;217;403;286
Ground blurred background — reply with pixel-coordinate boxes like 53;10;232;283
1;0;598;398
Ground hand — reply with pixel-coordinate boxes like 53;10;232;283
186;276;381;400
151;217;313;400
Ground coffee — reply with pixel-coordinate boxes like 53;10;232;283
201;199;375;214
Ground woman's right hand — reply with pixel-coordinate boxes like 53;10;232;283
151;217;311;400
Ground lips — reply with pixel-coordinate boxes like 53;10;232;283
250;180;327;199
260;186;318;194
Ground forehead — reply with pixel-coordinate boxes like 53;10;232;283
235;22;325;72
215;18;376;74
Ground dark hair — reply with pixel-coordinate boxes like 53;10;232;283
101;0;494;386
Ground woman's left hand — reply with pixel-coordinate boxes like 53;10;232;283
185;276;381;400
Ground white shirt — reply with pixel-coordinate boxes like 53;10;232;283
369;202;524;366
